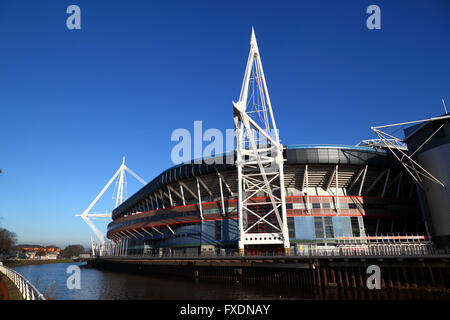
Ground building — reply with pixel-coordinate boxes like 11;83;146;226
106;145;428;256
15;245;61;259
104;30;446;256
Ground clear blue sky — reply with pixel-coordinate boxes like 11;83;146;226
0;0;449;248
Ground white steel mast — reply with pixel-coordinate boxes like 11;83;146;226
76;157;147;243
371;115;449;188
233;28;290;256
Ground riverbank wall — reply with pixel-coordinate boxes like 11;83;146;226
88;255;450;292
2;259;76;268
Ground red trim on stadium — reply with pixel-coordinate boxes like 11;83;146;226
114;195;396;219
108;195;407;238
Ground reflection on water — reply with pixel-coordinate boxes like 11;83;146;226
11;262;450;300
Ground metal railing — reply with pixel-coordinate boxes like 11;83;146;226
296;243;443;257
0;265;45;300
97;242;450;259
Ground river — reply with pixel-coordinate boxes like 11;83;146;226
11;262;450;300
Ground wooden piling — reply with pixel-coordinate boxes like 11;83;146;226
329;267;337;287
322;267;328;287
357;267;364;288
316;267;322;287
401;267;410;288
386;267;394;288
312;267;317;287
350;267;357;288
409;267;418;288
337;267;344;288
380;275;386;289
428;267;436;287
344;267;350;288
394;267;402;288
418;267;425;288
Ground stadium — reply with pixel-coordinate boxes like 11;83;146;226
104;30;449;257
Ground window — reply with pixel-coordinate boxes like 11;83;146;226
351;217;360;237
348;203;357;209
339;203;349;209
324;217;334;238
322;203;331;209
314;217;324;238
204;208;221;215
287;217;295;238
214;220;222;240
312;203;321;209
293;203;307;210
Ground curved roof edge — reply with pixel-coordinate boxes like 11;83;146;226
286;144;388;153
112;145;395;219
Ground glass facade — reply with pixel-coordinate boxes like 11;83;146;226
108;195;424;253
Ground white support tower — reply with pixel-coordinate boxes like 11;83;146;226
76;157;147;244
233;28;290;255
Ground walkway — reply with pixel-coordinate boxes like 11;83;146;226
0;272;23;300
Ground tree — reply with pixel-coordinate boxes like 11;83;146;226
0;227;17;255
60;245;84;258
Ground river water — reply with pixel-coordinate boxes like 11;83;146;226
11;262;450;300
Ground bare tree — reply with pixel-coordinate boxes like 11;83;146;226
0;218;17;255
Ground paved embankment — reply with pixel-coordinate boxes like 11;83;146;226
2;259;76;268
0;272;24;300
